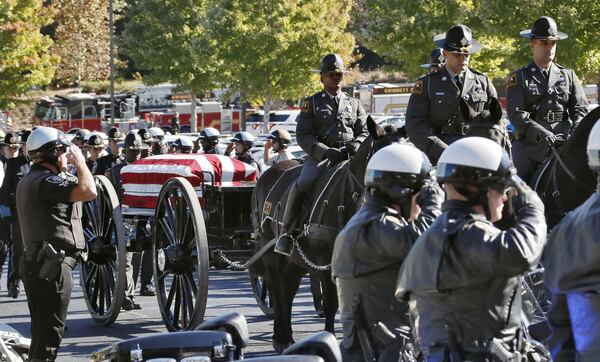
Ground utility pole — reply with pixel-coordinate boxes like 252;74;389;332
109;0;116;126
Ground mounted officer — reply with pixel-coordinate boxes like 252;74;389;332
96;127;124;176
332;143;443;361
406;24;498;164
396;137;547;361
420;48;445;74
198;127;222;154
275;53;368;256
507;16;589;182
0;132;31;298
542;120;600;361
17;127;96;360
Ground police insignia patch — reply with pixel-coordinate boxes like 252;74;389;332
412;80;423;95
45;175;67;186
300;100;309;113
263;201;272;216
507;73;517;87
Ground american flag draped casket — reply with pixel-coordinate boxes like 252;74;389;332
120;154;257;209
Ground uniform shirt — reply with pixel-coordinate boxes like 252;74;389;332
264;150;294;166
0;155;30;206
96;152;123;176
202;147;221;155
16;164;84;251
296;90;368;161
506;61;588;143
406;67;498;163
234;152;257;169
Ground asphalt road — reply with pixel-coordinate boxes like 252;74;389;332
0;265;341;360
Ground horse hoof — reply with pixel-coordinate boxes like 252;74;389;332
273;341;292;354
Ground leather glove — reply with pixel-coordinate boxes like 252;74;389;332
345;141;360;156
0;205;11;220
416;180;445;207
510;176;544;212
537;128;556;147
324;148;344;163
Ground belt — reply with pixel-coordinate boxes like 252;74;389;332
436;123;469;136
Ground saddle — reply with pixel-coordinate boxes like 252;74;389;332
261;160;362;242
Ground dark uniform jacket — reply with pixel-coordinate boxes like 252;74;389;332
0;155;30;207
406;67;498;164
105;162;129;201
16;164;84;252
543;189;600;361
506;62;588;160
297;91;368;161
332;185;443;353
96;152;123;176
395;191;546;357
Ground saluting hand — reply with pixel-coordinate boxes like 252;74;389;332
66;146;86;166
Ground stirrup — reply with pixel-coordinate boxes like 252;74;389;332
274;233;295;256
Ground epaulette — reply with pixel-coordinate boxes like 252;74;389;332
469;68;486;76
554;63;566;69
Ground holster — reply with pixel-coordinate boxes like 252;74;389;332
27;242;79;282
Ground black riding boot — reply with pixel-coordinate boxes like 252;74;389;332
274;183;303;256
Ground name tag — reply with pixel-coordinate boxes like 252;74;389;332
435;92;445;96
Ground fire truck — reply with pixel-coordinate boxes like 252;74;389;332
356;83;414;115
34;93;104;132
147;101;241;134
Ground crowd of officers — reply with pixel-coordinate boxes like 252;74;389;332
3;13;599;362
2;123;294;360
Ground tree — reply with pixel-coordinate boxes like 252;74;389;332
0;0;56;109
208;0;355;131
49;0;113;86
120;0;220;132
354;0;600;83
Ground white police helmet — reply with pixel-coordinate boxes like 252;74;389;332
149;127;166;141
27;126;71;159
588;120;600;172
437;137;514;194
365;144;432;203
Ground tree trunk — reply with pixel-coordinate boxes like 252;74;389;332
190;93;197;133
262;95;271;134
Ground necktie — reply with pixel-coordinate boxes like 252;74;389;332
333;96;339;108
455;75;463;90
542;69;549;80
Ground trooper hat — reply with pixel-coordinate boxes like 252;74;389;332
86;134;105;149
0;132;23;147
420;48;445;68
520;16;568;40
434;24;482;54
137;128;153;145
108;127;125;141
311;53;349;74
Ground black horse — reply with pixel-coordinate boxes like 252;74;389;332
250;117;400;352
530;105;600;228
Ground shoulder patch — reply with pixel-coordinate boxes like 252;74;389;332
300;98;310;113
45;175;68;186
412;80;423;95
507;72;517;87
471;219;494;237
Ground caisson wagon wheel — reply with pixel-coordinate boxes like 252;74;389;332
250;273;274;317
153;177;209;331
80;175;127;326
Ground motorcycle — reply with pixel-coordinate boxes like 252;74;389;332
0;323;30;362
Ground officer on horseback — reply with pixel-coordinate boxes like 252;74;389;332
543;119;600;361
396;137;547;361
274;53;368;256
507;16;589;182
332;143;443;361
406;24;497;165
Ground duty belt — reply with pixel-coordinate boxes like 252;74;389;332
25;243;84;266
436;123;469;136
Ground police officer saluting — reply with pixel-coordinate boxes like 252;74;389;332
275;53;368;255
263;129;294;166
396;137;547;361
406;24;497;164
332;144;443;361
16;127;96;360
507;16;589;182
542;120;600;361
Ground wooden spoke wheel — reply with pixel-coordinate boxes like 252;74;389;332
80;175;127;326
250;273;274;317
153;177;209;331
